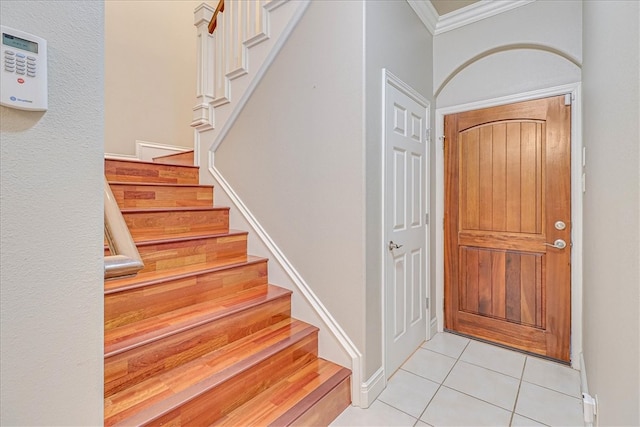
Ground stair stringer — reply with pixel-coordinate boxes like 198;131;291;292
207;153;365;408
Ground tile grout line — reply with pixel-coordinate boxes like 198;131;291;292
509;355;529;426
519;379;584;400
414;338;472;424
374;399;420;425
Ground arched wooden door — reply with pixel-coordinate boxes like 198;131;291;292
444;95;571;362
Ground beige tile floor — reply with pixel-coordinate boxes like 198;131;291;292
331;332;584;427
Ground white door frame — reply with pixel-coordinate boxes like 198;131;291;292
434;83;583;369
381;69;431;383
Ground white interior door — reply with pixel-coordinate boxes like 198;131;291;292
383;70;429;378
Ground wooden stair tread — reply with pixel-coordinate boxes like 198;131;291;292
107;181;213;189
105;255;267;294
105;318;318;426
131;229;238;244
105;284;291;357
105;229;247;249
106;157;198;169
120;206;228;213
212;358;351;426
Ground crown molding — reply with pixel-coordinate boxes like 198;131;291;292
435;0;535;35
407;0;438;35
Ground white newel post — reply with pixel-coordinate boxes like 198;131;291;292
192;3;216;133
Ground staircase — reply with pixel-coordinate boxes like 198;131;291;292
103;152;351;426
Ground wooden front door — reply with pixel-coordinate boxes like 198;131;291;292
444;95;571;362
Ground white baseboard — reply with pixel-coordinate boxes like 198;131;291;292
580;352;589;394
360;367;386;408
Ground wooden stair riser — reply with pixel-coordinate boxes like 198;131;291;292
106;159;198;184
122;208;229;239
153;151;195;166
109;183;213;209
105;260;269;330
105;294;292;398
105;233;248;273
133;332;319;427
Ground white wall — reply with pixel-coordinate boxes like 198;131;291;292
215;0;367;358
105;0;199;155
434;0;582;107
0;1;104;425
582;1;640;425
364;0;433;379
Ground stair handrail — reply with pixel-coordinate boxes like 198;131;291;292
104;177;144;279
208;0;224;34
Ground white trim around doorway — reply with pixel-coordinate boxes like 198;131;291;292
434;83;583;370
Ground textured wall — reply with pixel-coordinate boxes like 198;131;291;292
582;1;640;425
105;0;199;155
0;1;104;425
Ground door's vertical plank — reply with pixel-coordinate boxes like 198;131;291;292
459;248;467;311
461;130;480;230
491;250;506;319
478;127;493;230
505;123;521;232
535;256;543;328
536;123;544;234
478;250;492;315
520;255;536;326
492;124;507;232
465;248;479;314
520;123;537;233
505;252;521;322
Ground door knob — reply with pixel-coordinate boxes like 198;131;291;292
544;239;567;249
388;241;403;251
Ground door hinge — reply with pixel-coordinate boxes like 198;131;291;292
564;93;572;106
425;213;429;225
439;135;445;151
426;128;431;143
426;297;430;308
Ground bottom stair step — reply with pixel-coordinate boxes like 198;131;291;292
105;318;319;426
213;358;351;427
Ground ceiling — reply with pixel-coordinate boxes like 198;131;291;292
430;0;479;16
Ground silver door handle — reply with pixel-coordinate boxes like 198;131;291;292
388;241;403;251
544;239;567;249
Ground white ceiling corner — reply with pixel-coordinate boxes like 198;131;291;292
407;0;438;35
435;0;536;34
407;0;536;36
